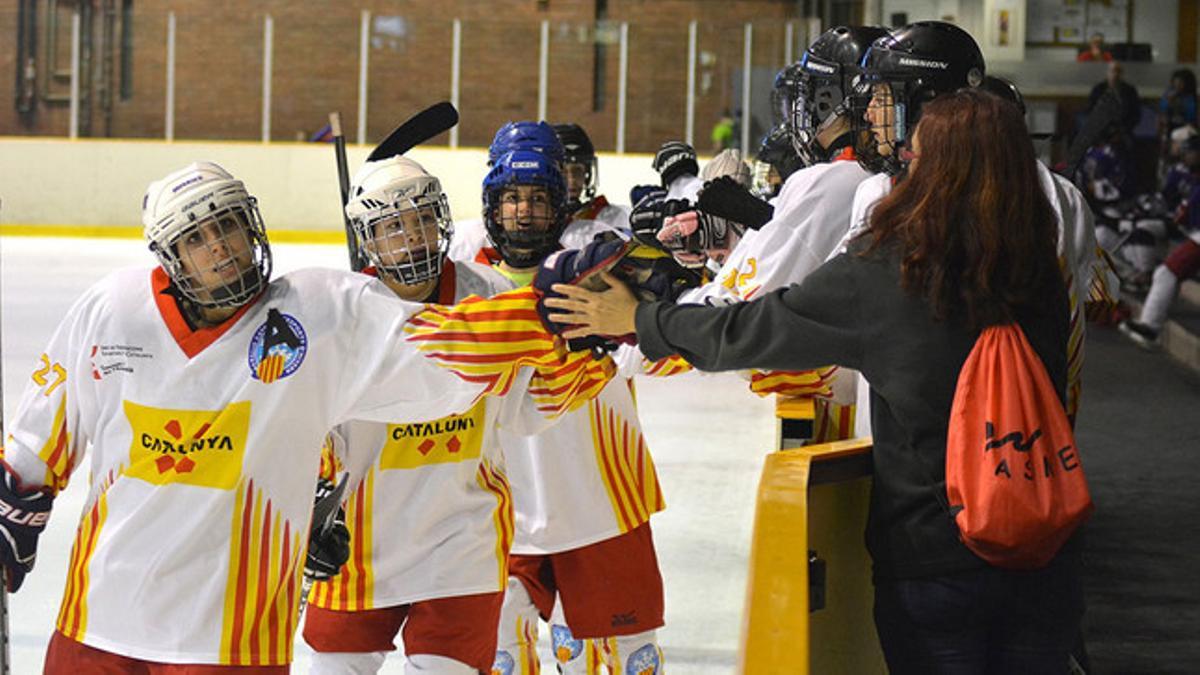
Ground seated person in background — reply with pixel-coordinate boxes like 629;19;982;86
1077;33;1113;62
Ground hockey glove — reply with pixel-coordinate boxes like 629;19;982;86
0;461;54;593
630;190;693;251
697;175;774;231
652;141;700;188
534;236;701;351
629;184;661;210
304;477;350;581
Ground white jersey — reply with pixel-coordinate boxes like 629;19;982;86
448;217;490;264
485;274;663;555
680;159;871;306
308;262;526;612
3;267;499;666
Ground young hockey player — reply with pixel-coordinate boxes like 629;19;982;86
477;150;668;675
0;161;606;673
302;156;531;674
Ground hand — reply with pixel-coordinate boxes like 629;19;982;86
0;462;54;593
545;272;641;340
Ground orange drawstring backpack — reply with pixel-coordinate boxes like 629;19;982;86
944;324;1094;569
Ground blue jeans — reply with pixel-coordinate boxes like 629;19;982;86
873;556;1084;675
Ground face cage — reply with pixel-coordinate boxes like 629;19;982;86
354;193;453;286
788;75;849;166
850;79;910;175
154;200;272;309
486;189;567;268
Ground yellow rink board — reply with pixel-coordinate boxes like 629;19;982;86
739;434;886;674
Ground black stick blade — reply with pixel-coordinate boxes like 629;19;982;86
367;101;459;161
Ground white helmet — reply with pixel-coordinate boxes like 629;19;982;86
142;161;271;309
345;156;453;286
701;148;752;187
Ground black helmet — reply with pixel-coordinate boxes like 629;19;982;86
552;123;598;209
752;124;804;198
786;25;890;165
979;75;1025;115
855;21;986;174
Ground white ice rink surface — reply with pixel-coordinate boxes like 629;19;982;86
1;236;777;673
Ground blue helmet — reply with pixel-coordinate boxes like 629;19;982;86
482;149;569;268
488;121;566;166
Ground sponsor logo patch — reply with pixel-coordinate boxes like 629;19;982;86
123;400;250;489
89;343;154;380
380;398;486;470
247;309;308;383
898;56;949;69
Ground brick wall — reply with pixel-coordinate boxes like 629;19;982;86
0;0;802;153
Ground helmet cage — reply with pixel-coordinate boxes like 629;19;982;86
851;76;926;175
352;190;453;285
150;194;271;309
789;62;850;165
483;152;569;268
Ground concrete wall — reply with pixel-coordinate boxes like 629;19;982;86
0;138;661;232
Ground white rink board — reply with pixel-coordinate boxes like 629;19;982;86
0;236;775;673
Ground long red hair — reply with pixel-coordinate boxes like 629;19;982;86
863;88;1061;328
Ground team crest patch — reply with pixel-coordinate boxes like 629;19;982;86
551;624;583;663
626;644;662;675
247;309;307;383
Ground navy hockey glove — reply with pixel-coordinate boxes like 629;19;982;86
304;477;350;581
652;141;699;188
697;175;774;231
629;184;661;210
534;235;701;351
0;462;54;593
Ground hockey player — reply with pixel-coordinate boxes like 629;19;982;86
301;156;527;674
0;161;608;672
621;25;889;441
477;151;668;675
552;123;632;237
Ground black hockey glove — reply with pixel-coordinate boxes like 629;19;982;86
697;175;775;231
0;462;54;593
652;141;700;188
304;477;350;581
630;189;693;251
534;235;701;352
629;184;661;210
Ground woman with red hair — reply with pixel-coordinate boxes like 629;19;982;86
544;88;1084;674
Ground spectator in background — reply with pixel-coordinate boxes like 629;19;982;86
1159;69;1198;140
711;110;735;153
1089;61;1142;136
1077;33;1113;62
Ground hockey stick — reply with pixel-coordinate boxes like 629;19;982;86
366;100;459;162
329;113;368;272
296;472;350;621
0;199;10;675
